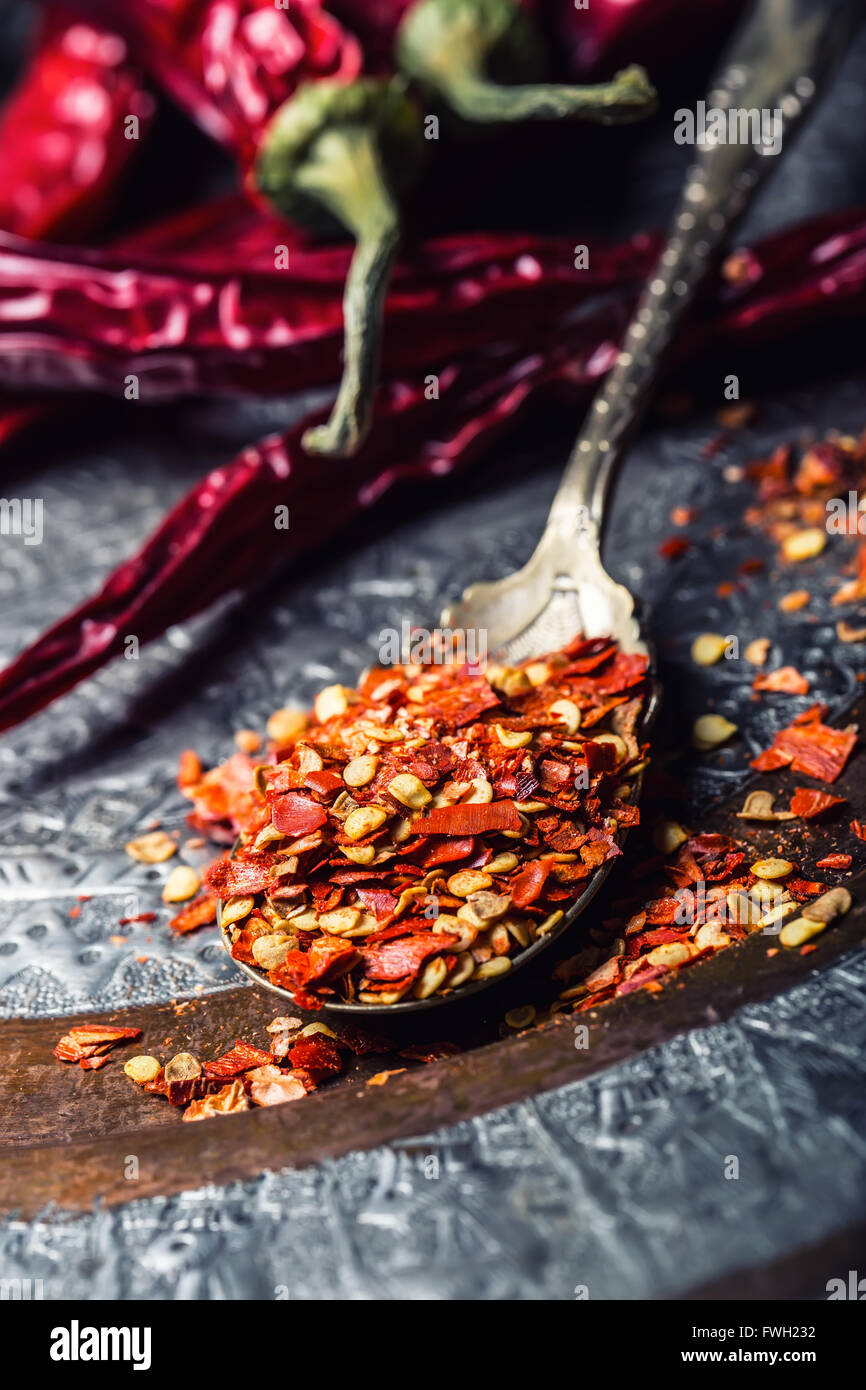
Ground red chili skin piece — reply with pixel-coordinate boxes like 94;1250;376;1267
789;787;846;818
510;859;554;908
206;855;278;898
851;820;866;842
816;853;852;870
303;770;344;797
415;801;521;837
203;1040;273;1080
271;792;328;836
91;0;362;165
286;1034;344;1081
5;202;866;727
360;932;459;983
169;893;218;935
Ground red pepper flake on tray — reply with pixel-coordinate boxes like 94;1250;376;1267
788;787;846;819
753;666;810;696
751;706;857;783
53;1024;142;1069
200;636;649;1007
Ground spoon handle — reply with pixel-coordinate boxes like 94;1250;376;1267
545;0;861;545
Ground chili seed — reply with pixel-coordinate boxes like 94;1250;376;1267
161;865;201;903
779;917;827;948
692;714;738;749
344;755;378;787
123;1056;162;1085
388;773;432;809
447;870;493;897
344;804;389;840
125;830;177;864
266;708;308;744
691;633;728;666
164;1052;202;1082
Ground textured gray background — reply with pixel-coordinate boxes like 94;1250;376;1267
1;4;866;1299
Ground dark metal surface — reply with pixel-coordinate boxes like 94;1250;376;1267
1;1;866;1300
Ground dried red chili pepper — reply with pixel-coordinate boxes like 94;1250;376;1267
84;0;424;457
0;10;153;240
53;1023;142;1067
6;204;866;729
396;0;656;125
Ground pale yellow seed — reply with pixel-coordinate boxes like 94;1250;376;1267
164;1052;202;1083
462;777;493;804
340;844;376;865
779;917;828;948
446;952;476;988
344;804;389;841
691;633;729;666
802;887;851;923
318;907;361;935
514;800;549;814
653;821;688;854
692;713;738;749
782;527;827;562
495;723;533;749
266;707;308;744
694;923;731;951
537;909;564;937
751;857;793;879
221;895;254;927
414;957;450;999
758;900;800;930
161;865;201;903
473;956;512;980
505;1005;536;1030
251;934;293;970
646;941;693;968
447;870;493;897
549;698;581;734
314;684;352;723
123;1056;162;1085
591;732;628;763
487;852;519;874
726;889;763;927
503;916;530;947
343;755;378;788
125;830;176;864
744;638;771;667
388;773;432;810
525;662;551;687
299;1022;337;1038
234;729;261;754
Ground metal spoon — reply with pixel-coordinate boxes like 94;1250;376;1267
222;0;860;1014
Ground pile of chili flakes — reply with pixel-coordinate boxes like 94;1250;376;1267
184;635;650;1008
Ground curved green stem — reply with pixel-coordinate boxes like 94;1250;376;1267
435;63;656;124
297;128;400;459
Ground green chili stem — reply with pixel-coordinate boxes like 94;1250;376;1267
298;127;400;459
434;63;656;124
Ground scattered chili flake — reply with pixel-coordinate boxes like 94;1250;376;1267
751;711;857;782
753;666;810;695
789;787;846;819
779;589;811;612
117;912;158;926
816;853;852;870
851;820;866;842
54;1025;141;1068
168;893;218;935
658;536;691;561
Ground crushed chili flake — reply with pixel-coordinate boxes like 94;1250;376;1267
751;709;857;783
789;787;846;818
816;853;852;870
196;638;648;1008
753;666;810;695
851;820;866;842
54;1024;141;1069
